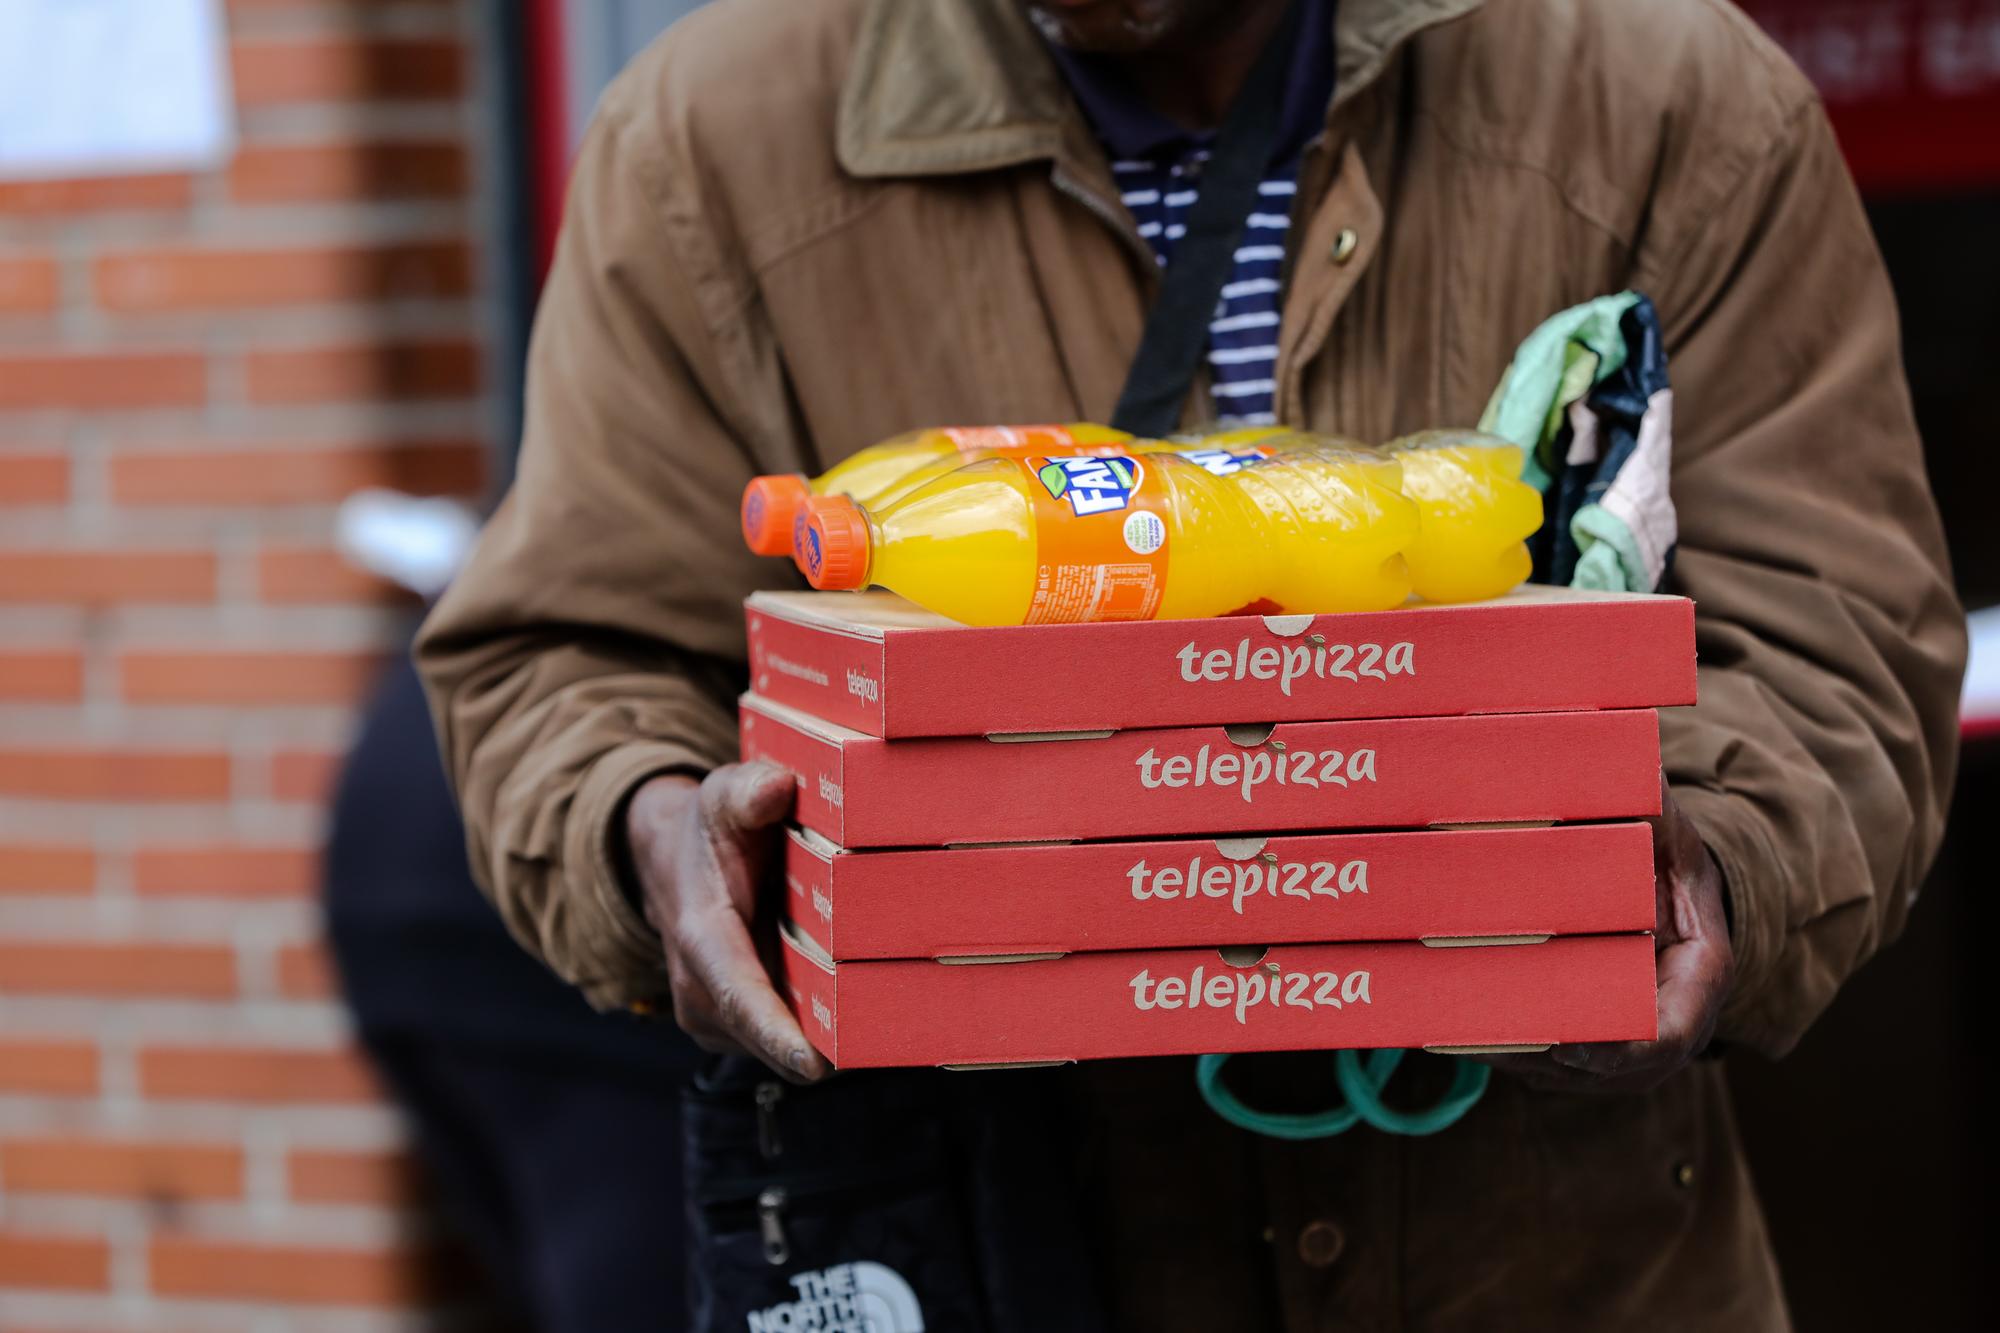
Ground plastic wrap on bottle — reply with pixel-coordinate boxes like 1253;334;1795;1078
1382;429;1542;603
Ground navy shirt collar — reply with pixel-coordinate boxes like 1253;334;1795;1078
1045;0;1338;165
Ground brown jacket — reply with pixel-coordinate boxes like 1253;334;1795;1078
417;0;1966;1327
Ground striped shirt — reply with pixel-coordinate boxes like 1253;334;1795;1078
1045;0;1336;428
1109;152;1298;425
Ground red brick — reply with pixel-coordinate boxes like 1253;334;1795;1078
0;749;231;802
287;1148;420;1205
0;174;192;215
229;139;469;204
96;241;473;313
149;1235;443;1306
0;255;60;315
270;748;342;803
0;1138;243;1201
0;352;205;410
232;37;465;107
0;845;95;895
258;547;401;604
0;1230;110;1292
0;942;238;999
0;1040;98;1095
0;650;84;701
138;1044;380;1104
118;650;380;706
276;942;338;999
0;453;70;504
112;441;486;506
245;340;479;405
0;550;216;605
133;845;318;898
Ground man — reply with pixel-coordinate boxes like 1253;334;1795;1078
417;0;1965;1327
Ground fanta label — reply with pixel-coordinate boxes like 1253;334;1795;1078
1035;455;1141;516
1170;446;1272;477
1020;456;1168;624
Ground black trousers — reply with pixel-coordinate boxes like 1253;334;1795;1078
326;648;700;1330
365;1030;695;1331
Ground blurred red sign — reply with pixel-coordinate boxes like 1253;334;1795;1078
1742;0;2000;192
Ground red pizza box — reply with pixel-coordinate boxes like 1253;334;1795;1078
784;821;1656;960
739;693;1663;847
780;925;1658;1069
745;586;1695;738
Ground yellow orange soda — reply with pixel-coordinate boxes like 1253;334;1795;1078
797;448;1418;627
739;423;1131;557
1384;429;1543;602
779;426;1307;575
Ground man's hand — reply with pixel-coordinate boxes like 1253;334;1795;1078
625;761;830;1083
1474;775;1734;1094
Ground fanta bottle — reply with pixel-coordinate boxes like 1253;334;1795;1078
796;450;1417;627
739;423;1130;556
780;427;1323;575
1384;430;1542;602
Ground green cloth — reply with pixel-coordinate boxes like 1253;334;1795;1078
1478;290;1643;487
1478;290;1655;593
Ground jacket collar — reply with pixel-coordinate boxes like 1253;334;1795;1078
837;0;1488;180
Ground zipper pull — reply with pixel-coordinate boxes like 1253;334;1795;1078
757;1186;790;1266
754;1081;784;1159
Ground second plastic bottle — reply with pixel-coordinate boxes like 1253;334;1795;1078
798;449;1418;627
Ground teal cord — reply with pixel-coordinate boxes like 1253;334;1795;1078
1195;1049;1397;1140
1196;1050;1491;1140
1334;1050;1490;1136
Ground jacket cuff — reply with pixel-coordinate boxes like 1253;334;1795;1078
1667;782;1786;1053
564;739;712;1012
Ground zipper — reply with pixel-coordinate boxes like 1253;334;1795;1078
703;1160;939;1268
1281;133;1334;299
696;1157;911;1208
757;1187;790;1266
1049;161;1160;277
755;1081;784;1160
1274;131;1333;415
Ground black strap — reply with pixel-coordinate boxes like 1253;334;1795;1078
1109;3;1302;437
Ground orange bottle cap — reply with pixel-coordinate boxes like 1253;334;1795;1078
741;475;811;556
799;496;870;590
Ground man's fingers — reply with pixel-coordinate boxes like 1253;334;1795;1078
678;908;829;1083
1653;931;1731;1057
1461;1049;1559;1079
665;963;746;1055
1549;1041;1641;1077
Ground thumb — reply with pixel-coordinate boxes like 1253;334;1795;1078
703;759;796;842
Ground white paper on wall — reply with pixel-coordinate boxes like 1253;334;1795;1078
1966;606;2000;726
0;0;234;181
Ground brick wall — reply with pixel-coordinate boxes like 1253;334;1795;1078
1;1;498;1326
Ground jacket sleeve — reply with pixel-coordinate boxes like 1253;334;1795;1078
414;95;805;1012
1636;96;1966;1058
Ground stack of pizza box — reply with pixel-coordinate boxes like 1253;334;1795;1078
739;586;1691;1069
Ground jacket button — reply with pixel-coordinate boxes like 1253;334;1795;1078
1330;228;1359;264
1297;1220;1346;1268
1674;1162;1696;1188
